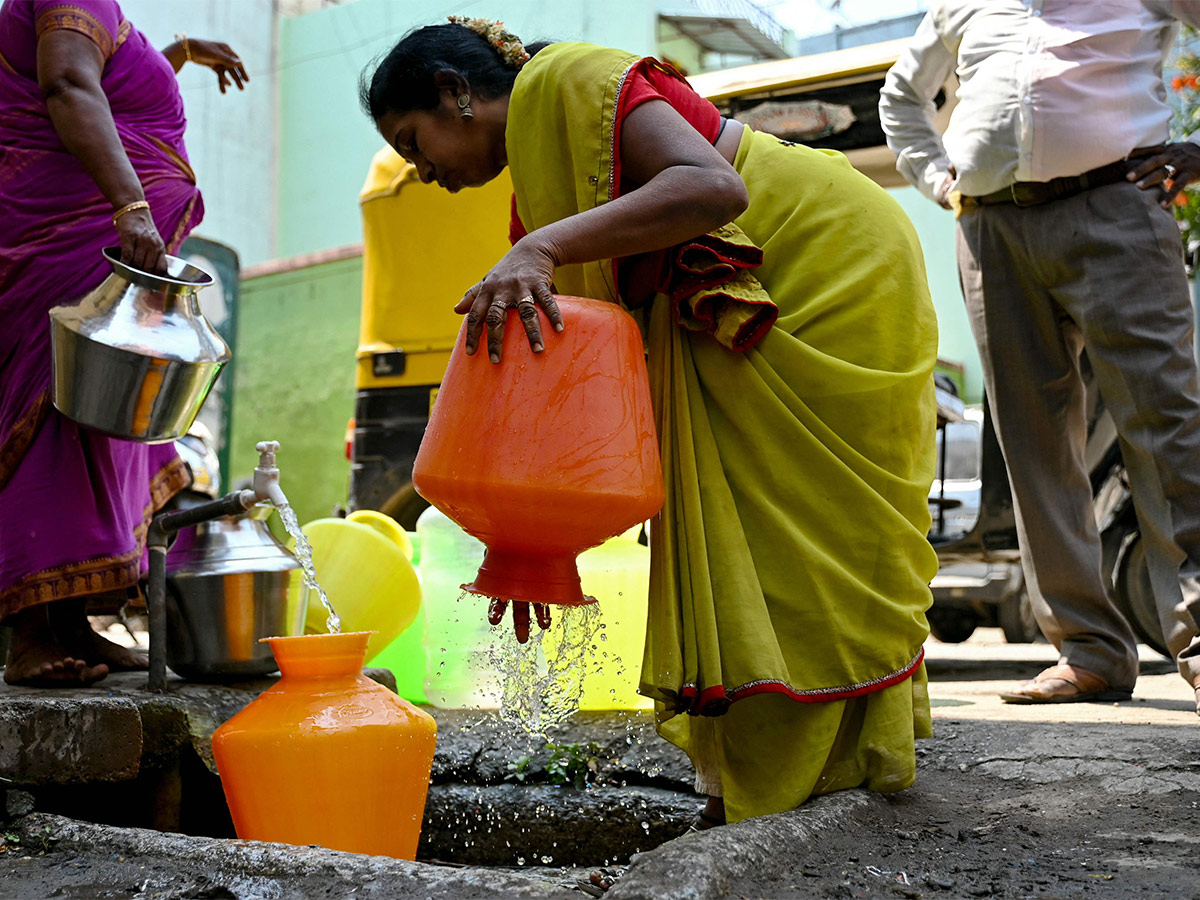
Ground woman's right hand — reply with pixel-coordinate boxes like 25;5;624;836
116;207;167;274
455;235;563;363
185;39;249;94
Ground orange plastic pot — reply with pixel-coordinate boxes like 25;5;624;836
412;296;664;607
211;632;437;859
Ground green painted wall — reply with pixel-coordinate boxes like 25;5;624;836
228;257;362;529
276;0;659;261
889;185;983;403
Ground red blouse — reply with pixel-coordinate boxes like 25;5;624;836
508;58;722;244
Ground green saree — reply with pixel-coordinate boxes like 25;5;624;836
508;43;938;822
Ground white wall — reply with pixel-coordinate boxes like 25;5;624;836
121;0;277;266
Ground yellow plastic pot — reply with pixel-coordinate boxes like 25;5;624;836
287;518;421;662
347;509;414;561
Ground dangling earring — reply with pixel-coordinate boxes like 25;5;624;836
457;93;474;119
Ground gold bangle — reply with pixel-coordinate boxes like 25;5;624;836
174;33;193;63
112;200;150;224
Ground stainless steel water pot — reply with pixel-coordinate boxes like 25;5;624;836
49;248;230;443
165;503;300;680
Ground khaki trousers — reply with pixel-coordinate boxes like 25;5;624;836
956;180;1200;689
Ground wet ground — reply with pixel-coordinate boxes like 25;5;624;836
2;630;1198;899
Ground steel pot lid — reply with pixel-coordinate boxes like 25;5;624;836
167;515;300;577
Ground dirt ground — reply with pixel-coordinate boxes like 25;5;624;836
710;731;1200;900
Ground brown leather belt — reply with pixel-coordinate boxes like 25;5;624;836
960;146;1165;209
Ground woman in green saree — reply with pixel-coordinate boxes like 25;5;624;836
361;19;939;833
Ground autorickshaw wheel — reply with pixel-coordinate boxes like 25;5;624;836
1112;531;1172;659
377;484;430;532
997;582;1044;644
926;605;979;643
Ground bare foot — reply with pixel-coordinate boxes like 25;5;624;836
3;605;109;687
49;598;147;671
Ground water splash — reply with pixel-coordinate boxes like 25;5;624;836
277;502;341;634
486;602;603;736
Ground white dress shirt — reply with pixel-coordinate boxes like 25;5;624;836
879;0;1200;202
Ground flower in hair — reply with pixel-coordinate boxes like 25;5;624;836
448;15;530;68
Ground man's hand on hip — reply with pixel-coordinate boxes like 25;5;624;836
936;165;958;210
1128;143;1200;209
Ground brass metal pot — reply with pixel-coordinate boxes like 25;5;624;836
49;248;230;443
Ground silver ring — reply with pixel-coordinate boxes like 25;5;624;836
516;295;537;308
1165;164;1178;178
491;298;510;310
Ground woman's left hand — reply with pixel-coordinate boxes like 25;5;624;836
455;236;564;363
487;597;552;644
186;40;249;94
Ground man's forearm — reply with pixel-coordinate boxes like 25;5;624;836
879;13;957;203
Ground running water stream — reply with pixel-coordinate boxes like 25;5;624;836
276;502;341;634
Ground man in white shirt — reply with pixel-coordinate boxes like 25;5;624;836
880;0;1200;712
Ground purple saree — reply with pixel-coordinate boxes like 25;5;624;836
0;0;204;619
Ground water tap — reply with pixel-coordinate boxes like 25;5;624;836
253;440;290;509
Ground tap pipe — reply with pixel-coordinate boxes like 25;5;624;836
147;544;168;693
253;440;290;509
151;489;259;538
145;488;258;693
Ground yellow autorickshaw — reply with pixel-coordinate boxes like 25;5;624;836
349;148;513;526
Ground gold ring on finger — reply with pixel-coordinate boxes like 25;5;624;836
516;295;537;308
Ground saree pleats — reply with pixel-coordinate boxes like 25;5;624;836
508;43;939;822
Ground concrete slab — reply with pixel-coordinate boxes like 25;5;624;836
0;669;399;785
0;668;700;866
0;697;142;785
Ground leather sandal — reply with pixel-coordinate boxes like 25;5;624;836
685;811;725;834
577;866;626;896
999;664;1132;704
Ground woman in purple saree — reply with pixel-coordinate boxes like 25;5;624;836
0;0;247;685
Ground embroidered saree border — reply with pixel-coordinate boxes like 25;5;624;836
35;5;115;59
148;136;197;185
166;193;198;251
0;388;49;491
0;456;189;618
673;648;926;716
113;19;130;54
